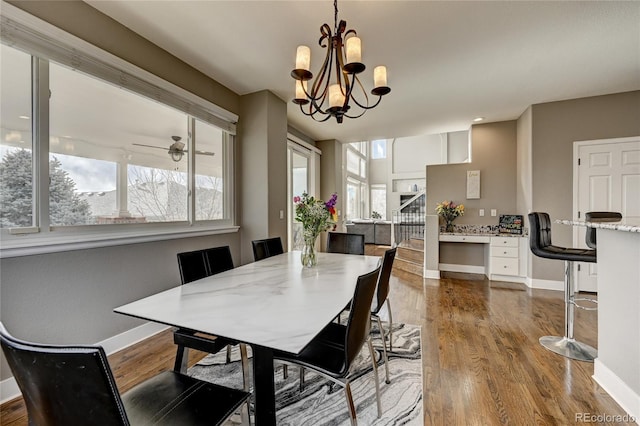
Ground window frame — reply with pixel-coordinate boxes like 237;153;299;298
0;4;239;258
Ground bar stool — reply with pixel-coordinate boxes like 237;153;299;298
528;212;597;362
584;211;622;249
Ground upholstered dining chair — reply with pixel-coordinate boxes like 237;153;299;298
584;211;622;249
274;266;383;426
251;237;284;261
175;246;249;390
0;322;251;426
326;232;366;255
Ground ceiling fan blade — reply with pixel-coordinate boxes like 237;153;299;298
132;143;167;150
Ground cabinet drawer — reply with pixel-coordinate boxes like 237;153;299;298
491;257;519;275
490;246;519;258
490;237;519;248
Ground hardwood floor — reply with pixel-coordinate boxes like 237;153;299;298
1;247;631;425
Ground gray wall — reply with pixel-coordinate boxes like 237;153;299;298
238;90;288;265
426;121;518;265
528;91;640;281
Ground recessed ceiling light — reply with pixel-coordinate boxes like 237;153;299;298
19;115;30;120
473;117;484;122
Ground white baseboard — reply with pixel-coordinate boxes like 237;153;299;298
593;359;640;424
423;268;440;279
529;278;564;291
439;263;486;275
0;322;170;404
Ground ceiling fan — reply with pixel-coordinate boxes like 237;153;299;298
132;136;215;162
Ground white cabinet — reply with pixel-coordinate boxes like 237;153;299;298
489;236;526;280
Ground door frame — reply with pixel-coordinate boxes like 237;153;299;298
286;134;321;251
572;135;640;291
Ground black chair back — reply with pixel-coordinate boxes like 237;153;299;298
528;212;554;259
0;323;128;426
585;211;622;249
373;247;397;314
344;267;380;368
252;237;284;261
177;246;234;284
326;232;365;255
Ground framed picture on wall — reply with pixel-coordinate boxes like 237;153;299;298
466;170;480;199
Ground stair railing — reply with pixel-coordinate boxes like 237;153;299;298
391;191;426;247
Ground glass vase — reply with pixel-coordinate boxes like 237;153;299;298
301;232;318;268
445;220;455;233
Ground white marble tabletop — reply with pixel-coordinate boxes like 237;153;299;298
556;218;640;233
115;251;381;354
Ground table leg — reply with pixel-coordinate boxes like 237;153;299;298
252;345;276;425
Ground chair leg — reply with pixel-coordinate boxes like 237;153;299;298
375;316;391;384
386;298;393;352
239;344;250;392
240;398;252;426
344;380;358;426
368;338;383;418
226;344;232;363
174;345;189;374
282;364;288;379
299;367;305;392
538;260;597;361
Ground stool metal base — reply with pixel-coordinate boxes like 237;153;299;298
539;336;597;362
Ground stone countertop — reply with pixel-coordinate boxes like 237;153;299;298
439;232;526;238
556;218;640;233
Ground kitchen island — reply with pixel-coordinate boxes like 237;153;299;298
558;218;640;421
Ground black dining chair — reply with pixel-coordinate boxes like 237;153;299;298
0;322;251;426
251;237;284;261
326;232;365;255
528;212;597;362
584;211;622;249
274;266;383;425
371;247;397;384
175;246;249;390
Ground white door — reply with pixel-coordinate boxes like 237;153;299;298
575;137;640;291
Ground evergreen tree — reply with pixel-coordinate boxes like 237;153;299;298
0;149;91;227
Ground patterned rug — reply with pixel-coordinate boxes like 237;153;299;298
188;323;423;425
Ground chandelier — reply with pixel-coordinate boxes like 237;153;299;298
291;0;391;123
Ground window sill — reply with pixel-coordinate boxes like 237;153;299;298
0;224;240;259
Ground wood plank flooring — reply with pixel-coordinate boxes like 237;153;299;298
1;246;632;425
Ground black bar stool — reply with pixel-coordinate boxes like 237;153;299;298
528;212;597;362
584;211;622;249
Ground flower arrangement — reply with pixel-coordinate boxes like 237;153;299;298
436;200;464;232
294;192;338;266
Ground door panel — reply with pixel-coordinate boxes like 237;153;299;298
576;138;640;291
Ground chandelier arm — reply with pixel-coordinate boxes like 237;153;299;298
308;35;333;103
299;104;332;122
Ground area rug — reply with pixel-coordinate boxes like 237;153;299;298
188;323;423;425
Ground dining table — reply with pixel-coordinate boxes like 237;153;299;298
114;250;381;425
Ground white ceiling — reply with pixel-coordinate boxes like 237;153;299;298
85;0;639;143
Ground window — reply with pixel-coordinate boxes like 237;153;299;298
370;185;387;219
0;8;237;255
371;139;387;159
0;45;34;228
344;142;368;220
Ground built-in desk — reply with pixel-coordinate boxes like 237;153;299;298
438;233;528;282
558;219;640;420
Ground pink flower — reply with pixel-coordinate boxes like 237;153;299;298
293;196;301;203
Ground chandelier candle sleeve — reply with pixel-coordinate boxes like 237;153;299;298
295;46;311;71
295;80;307;101
346;36;361;64
329;84;345;108
374;66;387;88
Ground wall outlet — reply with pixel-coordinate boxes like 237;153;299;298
479;209;485;217
279;210;284;219
491;209;497;217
